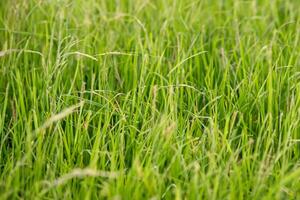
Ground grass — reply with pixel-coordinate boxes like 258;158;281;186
1;0;300;199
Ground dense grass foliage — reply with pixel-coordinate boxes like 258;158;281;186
1;0;300;199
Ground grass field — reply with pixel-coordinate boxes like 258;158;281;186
1;0;300;199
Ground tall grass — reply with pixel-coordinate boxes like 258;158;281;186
1;0;300;199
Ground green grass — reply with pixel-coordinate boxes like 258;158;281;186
1;0;300;199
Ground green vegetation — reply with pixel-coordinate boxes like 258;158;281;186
1;0;300;199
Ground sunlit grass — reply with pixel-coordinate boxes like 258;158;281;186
1;0;300;199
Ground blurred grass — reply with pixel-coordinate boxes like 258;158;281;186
1;0;300;199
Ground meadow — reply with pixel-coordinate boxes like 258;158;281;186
1;0;300;199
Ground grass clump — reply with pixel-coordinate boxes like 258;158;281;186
1;0;300;199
